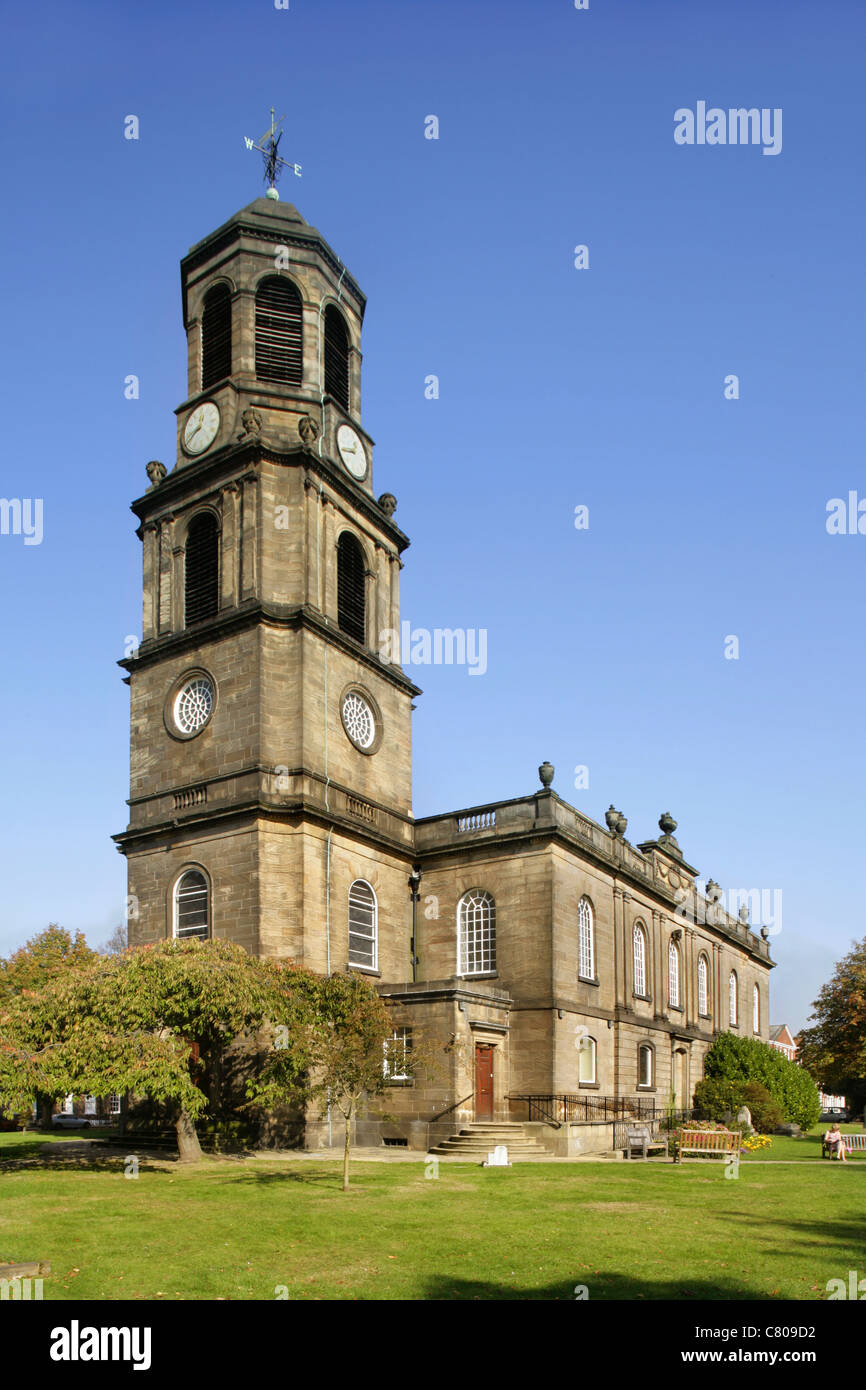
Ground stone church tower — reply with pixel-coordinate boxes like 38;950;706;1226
115;197;421;980
116;196;775;1153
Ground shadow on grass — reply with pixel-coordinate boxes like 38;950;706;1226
0;1141;179;1175
419;1272;798;1301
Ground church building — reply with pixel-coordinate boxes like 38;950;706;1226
115;194;774;1151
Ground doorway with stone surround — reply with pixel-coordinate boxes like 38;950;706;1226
474;1043;494;1120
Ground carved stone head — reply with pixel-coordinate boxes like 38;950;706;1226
145;460;167;488
378;492;397;517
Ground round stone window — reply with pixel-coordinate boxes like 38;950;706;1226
166;671;216;739
340;687;383;754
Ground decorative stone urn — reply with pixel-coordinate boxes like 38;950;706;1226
659;811;677;836
615;812;627;837
538;761;554;788
605;805;619;832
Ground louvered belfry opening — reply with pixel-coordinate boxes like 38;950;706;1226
337;532;366;644
324;305;350;409
184;513;220;627
201;283;232;390
255;276;303;383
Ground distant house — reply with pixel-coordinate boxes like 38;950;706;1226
769;1023;846;1112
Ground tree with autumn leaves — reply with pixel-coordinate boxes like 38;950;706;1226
797;935;866;1117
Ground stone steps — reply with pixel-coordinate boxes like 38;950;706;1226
429;1123;550;1159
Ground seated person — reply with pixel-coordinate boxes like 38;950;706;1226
824;1125;848;1161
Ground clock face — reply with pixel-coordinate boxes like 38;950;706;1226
337;424;367;480
183;402;220;456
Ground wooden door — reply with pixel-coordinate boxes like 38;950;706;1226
475;1044;494;1120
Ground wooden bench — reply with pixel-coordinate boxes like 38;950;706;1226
822;1133;866;1158
675;1128;741;1163
624;1124;668;1160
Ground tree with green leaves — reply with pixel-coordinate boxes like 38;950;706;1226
249;972;440;1191
700;1031;821;1130
1;940;313;1162
798;936;866;1116
0;925;98;1125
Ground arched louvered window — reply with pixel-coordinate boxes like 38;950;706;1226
201;283;232;390
753;983;760;1034
184;513;219;627
698;954;709;1016
174;870;209;940
458;890;496;975
255;276;303;384
669;940;680;1008
337;531;366;643
324;304;350;409
729;971;738;1026
633;922;647;996
578;898;595;980
348;880;377;970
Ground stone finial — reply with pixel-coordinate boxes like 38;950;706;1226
705;878;722;903
760;926;770;941
738;904;750;925
538;761;554;788
605;806;627;836
378;492;397;517
298;414;318;447
145;460;167;489
659;811;677;836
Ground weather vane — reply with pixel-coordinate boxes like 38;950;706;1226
243;108;302;200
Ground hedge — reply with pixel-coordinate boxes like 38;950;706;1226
700;1032;821;1130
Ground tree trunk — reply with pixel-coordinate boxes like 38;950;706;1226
175;1109;203;1163
343;1114;351;1191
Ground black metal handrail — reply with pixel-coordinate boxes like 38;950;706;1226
429;1092;475;1123
509;1094;678;1125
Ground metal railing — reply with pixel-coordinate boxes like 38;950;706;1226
510;1094;667;1125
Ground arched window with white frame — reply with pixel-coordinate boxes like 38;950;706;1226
173;869;210;939
458;890;496;975
668;939;680;1008
697;953;709;1016
578;897;595;980
753;983;760;1034
729;970;738;1026
638;1043;653;1088
633;922;647;996
348;880;378;970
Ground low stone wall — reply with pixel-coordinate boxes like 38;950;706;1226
522;1121;618;1157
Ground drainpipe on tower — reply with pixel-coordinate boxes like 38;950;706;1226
408;866;422;983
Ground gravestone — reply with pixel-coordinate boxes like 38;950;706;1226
736;1106;755;1135
483;1145;510;1167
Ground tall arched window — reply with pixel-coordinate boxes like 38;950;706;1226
729;970;738;1026
753;983;760;1034
348;880;377;970
578;1036;597;1084
201;283;232;390
174;870;209;939
697;954;709;1016
638;1043;653;1088
578;898;595;980
255;276;303;383
633;922;647;996
458;890;496;975
324;304;350;409
668;940;680;1007
337;531;366;643
184;513;219;627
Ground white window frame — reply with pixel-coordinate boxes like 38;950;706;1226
108;1094;122;1116
383;1026;413;1082
61;1094;74;1115
458;890;496;976
84;1096;97;1116
633;923;647;996
348;879;378;971
668;940;680;1008
638;1044;653;1088
578;1035;597;1085
578;898;595;980
753;984;760;1034
729;971;738;1026
697;954;709;1016
173;868;210;940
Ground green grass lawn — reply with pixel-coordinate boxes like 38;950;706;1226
2;1131;864;1301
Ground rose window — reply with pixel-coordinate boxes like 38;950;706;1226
342;691;375;749
174;678;214;734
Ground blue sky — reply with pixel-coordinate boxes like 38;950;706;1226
0;0;863;1033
